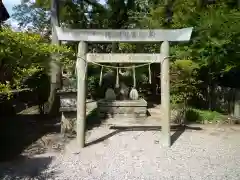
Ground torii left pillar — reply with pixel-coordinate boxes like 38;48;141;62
76;41;88;148
160;41;171;147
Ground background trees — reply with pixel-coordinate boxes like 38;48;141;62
1;0;239;118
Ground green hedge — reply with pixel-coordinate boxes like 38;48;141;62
185;108;225;123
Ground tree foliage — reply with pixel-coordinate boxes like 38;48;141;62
0;28;74;92
7;0;240;114
131;0;240;107
171;59;201;106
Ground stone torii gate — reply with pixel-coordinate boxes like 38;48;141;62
54;26;193;148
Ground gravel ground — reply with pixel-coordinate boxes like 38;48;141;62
1;125;240;180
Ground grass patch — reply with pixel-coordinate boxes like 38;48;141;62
185;108;225;123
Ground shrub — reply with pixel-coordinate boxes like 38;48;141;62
0;28;74;93
23;70;50;114
170;59;201;106
185;108;224;123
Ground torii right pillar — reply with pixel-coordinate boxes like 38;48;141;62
160;41;171;147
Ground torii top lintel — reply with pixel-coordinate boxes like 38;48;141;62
54;26;193;43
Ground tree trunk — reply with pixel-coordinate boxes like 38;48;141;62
47;0;61;116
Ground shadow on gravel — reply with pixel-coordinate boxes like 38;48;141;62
171;126;186;146
85;130;122;147
86;107;110;131
86;108;102;131
86;125;202;147
0;156;58;180
0;114;60;162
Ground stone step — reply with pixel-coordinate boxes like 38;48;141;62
148;108;161;111
148;108;163;117
102;117;162;126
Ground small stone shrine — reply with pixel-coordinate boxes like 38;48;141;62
97;66;148;120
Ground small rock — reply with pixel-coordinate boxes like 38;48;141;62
105;88;116;100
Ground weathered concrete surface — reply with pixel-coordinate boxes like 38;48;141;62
97;99;147;119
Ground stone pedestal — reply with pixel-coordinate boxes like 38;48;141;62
60;111;76;133
57;89;77;134
58;89;77;111
97;99;147;121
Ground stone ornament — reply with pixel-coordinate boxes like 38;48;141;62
129;88;139;100
99;66;103;86
115;68;119;88
60;98;76;107
105;88;116;100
